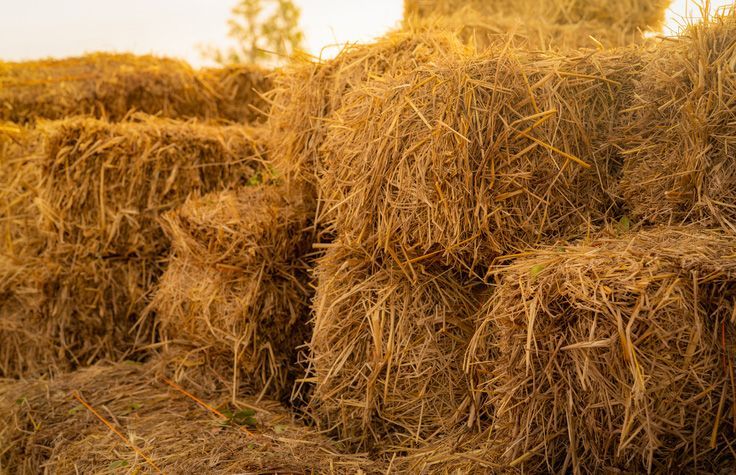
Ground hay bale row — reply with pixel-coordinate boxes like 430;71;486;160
150;185;315;399
463;227;736;472
307;240;489;451
0;360;382;474
618;13;736;232
318;46;641;270
0;53;271;124
0;115;266;378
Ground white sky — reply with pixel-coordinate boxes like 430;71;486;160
0;1;733;68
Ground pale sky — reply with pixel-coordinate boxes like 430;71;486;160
0;0;732;68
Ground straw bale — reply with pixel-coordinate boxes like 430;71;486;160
308;241;489;452
320;47;640;269
0;361;382;474
0;53;271;124
36;115;266;258
266;29;465;185
618;12;736;232
150;185;314;398
467;227;736;472
404;0;669;34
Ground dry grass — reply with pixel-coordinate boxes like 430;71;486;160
0;53;271;124
0;360;383;474
150;185;315;400
36;115;265;258
266;29;465;187
467;227;736;472
404;0;670;35
319;45;642;270
307;240;489;452
618;11;736;232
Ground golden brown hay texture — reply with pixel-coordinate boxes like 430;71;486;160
151;185;314;398
619;13;736;232
308;241;489;452
404;0;670;34
320;47;641;269
0;53;272;124
266;29;465;185
0;361;382;474
467;228;736;472
36;115;265;258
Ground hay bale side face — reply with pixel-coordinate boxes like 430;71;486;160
151;186;314;398
0;53;272;123
619;14;736;231
37;116;265;258
309;243;488;451
468;229;736;472
0;361;382;474
266;30;463;185
321;48;638;267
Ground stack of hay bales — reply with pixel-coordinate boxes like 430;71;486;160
150;184;314;399
0;53;271;124
0;360;381;474
465;228;736;473
404;0;670;49
0;116;265;377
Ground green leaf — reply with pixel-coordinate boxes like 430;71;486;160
130;402;142;411
273;424;287;434
67;404;83;416
618;215;631;233
109;460;129;469
530;264;545;277
15;397;27;405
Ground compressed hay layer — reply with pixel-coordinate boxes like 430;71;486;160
37;115;266;258
0;361;382;474
618;12;736;232
266;29;466;186
404;0;669;34
467;228;736;472
0;53;271;124
151;185;314;398
320;47;641;268
308;241;489;451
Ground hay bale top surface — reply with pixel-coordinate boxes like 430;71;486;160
162;184;314;270
404;0;670;32
0;53;271;123
0;360;382;474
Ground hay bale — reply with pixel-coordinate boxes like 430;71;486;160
150;185;314;398
618;12;736;232
404;0;669;35
467;228;736;472
308;241;489;451
266;29;465;185
0;53;271;123
320;47;640;268
0;361;382;474
36;115;266;258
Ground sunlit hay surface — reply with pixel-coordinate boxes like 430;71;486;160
0;53;272;124
619;12;736;232
405;7;657;51
151;185;314;399
467;227;736;473
403;0;670;35
266;29;466;186
320;46;642;270
36;115;266;258
308;241;489;452
0;361;383;474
